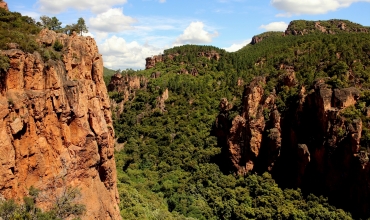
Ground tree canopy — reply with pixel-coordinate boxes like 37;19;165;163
76;17;88;36
39;15;62;31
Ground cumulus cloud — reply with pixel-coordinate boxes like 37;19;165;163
37;0;128;14
259;21;288;31
174;21;218;46
271;0;370;16
89;8;136;32
99;36;163;69
223;39;251;52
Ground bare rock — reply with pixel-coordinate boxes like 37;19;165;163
151;71;161;78
145;55;164;69
333;87;360;109
222;77;281;174
10;118;23;134
0;29;121;219
0;0;8;11
157;88;169;113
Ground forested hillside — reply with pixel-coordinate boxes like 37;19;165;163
110;20;370;219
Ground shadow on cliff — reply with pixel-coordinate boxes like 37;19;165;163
212;77;370;219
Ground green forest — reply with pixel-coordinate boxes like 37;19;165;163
110;20;370;219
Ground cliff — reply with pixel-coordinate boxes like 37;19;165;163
214;71;370;217
0;29;121;219
0;0;8;11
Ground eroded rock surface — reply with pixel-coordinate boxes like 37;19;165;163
0;29;121;219
215;77;281;175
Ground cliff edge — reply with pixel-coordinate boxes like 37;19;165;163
0;29;121;219
0;0;8;11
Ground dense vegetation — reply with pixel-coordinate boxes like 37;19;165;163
110;22;370;219
0;8;40;52
103;67;117;85
284;19;370;34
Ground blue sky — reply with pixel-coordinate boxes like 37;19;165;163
8;0;370;70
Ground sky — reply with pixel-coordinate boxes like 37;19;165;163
8;0;370;70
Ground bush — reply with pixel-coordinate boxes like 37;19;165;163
53;40;63;51
0;54;10;73
0;186;86;220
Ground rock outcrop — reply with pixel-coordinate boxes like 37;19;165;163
145;51;221;69
156;88;169;113
214;72;370;217
145;55;164;69
0;29;121;219
107;73;147;117
251;36;263;45
215;77;281;175
0;0;8;11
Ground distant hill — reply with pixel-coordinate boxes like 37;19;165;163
103;66;116;86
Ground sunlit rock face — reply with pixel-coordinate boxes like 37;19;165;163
0;29;121;219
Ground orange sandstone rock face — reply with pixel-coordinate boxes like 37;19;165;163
219;77;281;175
0;29;121;219
0;0;8;11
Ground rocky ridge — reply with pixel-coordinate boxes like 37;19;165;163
0;29;121;219
250;19;370;45
285;19;370;36
145;51;220;69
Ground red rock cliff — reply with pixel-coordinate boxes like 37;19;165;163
0;29;121;219
0;0;9;11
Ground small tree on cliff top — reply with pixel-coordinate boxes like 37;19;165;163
76;17;88;36
40;16;62;31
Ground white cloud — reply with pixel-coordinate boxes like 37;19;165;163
159;0;166;3
99;36;163;69
19;11;41;20
223;39;251;52
271;0;370;16
82;32;95;38
89;8;136;33
259;21;288;31
37;0;128;14
174;21;218;46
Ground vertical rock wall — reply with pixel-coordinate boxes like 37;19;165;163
0;29;121;219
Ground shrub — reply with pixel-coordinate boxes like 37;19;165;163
53;40;63;51
0;54;9;73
